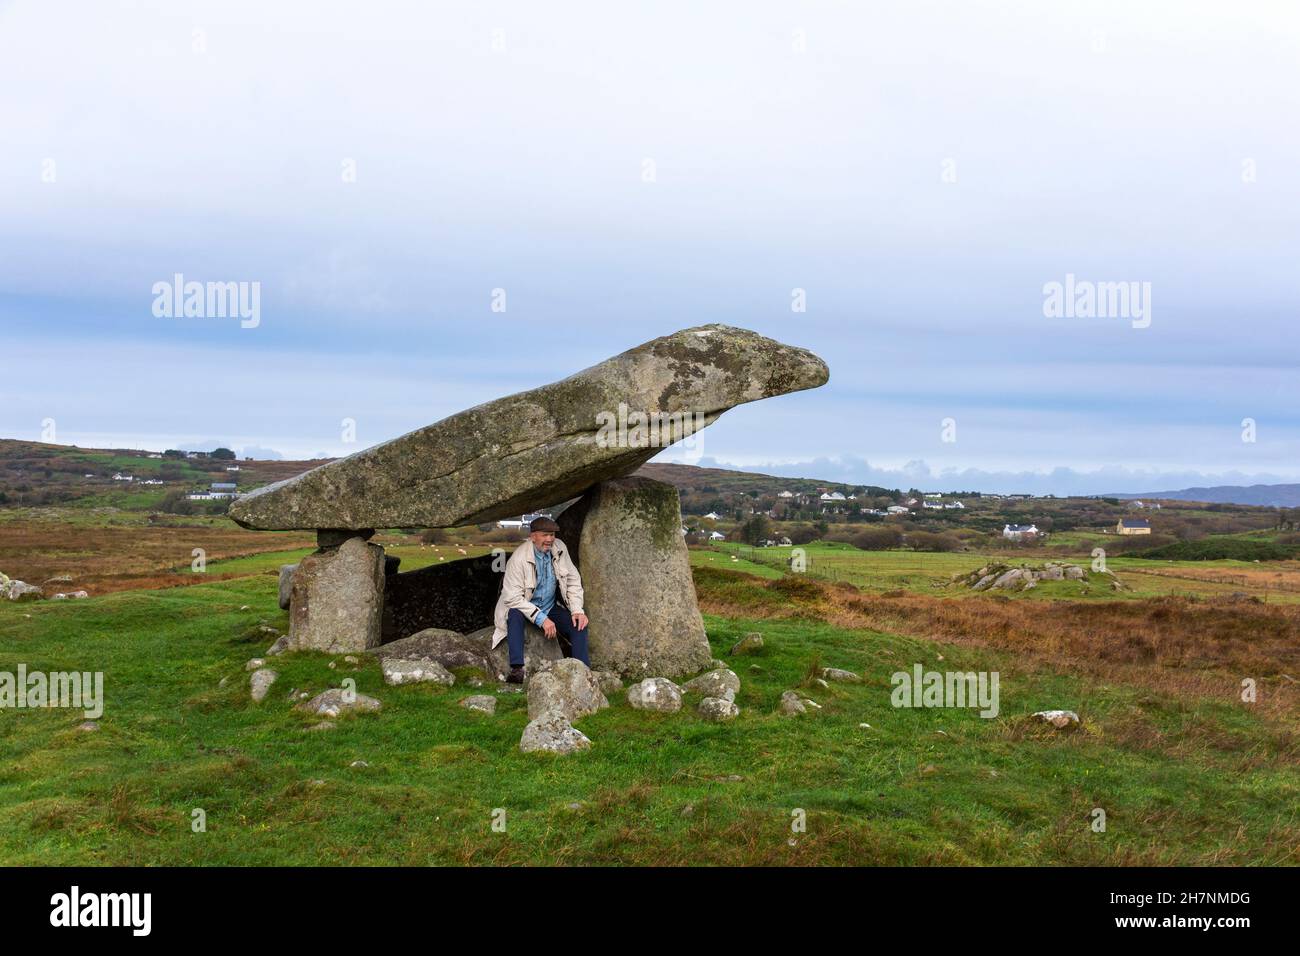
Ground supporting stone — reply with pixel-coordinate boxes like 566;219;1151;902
557;476;713;679
288;534;386;653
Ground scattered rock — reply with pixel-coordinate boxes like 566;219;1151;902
697;696;739;721
527;659;609;721
778;690;806;715
371;627;501;682
822;667;860;683
307;721;336;732
278;563;298;610
266;635;291;656
519;712;591;755
249;668;278;702
460;694;497;715
811;677;829;689
626;677;683;712
350;759;369;768
730;633;764;655
245;658;266;671
380;659;455;687
593;670;623;696
4;580;43;602
295;688;383;717
1031;709;1080;729
76;720;99;732
682;667;740;702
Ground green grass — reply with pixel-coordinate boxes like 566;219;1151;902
707;541;1300;603
0;564;1294;865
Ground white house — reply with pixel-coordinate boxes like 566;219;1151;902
226;465;240;472
703;512;721;520
777;490;795;498
886;505;910;514
1003;523;1039;540
496;519;525;529
820;491;846;501
112;473;133;481
944;501;966;510
922;501;943;509
709;531;726;541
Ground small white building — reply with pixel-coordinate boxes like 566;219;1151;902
944;501;966;510
703;512;721;521
1003;523;1039;540
709;531;726;541
112;473;134;481
886;505;910;514
820;492;846;501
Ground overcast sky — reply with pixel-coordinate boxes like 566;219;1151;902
2;0;1297;494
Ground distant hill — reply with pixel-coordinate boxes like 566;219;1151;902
1114;484;1300;508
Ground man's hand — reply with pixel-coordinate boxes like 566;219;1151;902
541;617;557;640
573;612;589;631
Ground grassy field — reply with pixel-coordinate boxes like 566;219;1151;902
703;541;1300;603
0;553;1295;865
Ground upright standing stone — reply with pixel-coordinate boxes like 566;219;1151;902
558;476;712;678
289;535;386;653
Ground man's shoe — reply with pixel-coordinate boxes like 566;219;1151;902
506;666;526;684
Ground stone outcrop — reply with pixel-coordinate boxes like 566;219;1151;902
558;476;712;678
369;627;500;680
526;659;609;721
289;535;386;653
228;325;828;532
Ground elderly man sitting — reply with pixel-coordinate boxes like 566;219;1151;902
490;516;590;683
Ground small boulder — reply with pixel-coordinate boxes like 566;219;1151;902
627;677;682;712
249;668;278;702
380;659;455;686
1031;709;1080;729
266;634;291;656
730;633;764;655
821;667;860;683
278;563;298;610
4;581;42;602
697;696;739;721
372;627;501;681
460;694;497;715
527;659;609;721
245;658;266;671
295;688;383;717
778;690;807;715
519;712;592;754
593;670;624;696
682;668;740;702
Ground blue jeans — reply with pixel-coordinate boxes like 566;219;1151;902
506;604;589;668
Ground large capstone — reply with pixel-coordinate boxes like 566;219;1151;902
557;476;713;679
227;325;828;531
288;536;386;653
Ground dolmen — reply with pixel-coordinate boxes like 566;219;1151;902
229;324;828;679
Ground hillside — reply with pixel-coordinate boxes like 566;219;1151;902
1115;484;1300;508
